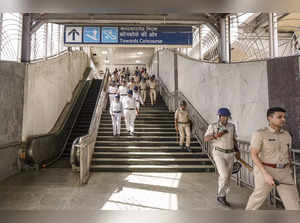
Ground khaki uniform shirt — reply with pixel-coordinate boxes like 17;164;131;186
250;126;291;164
205;122;237;150
149;80;156;89
175;108;190;124
140;82;147;90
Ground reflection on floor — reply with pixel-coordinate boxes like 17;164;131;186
0;169;275;210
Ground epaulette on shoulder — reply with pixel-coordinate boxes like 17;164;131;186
257;127;267;132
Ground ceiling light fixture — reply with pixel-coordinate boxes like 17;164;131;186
137;51;144;55
102;51;108;55
136;60;141;64
104;57;109;64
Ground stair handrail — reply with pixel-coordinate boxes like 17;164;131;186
72;70;109;184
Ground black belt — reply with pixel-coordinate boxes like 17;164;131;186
113;111;121;113
215;147;235;153
120;94;127;96
177;122;189;124
109;93;117;95
141;89;146;91
125;108;135;110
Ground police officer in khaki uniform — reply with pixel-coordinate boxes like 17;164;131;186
204;108;240;207
139;78;147;103
175;101;191;152
148;75;157;106
245;107;300;210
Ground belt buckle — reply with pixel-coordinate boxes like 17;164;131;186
276;163;285;169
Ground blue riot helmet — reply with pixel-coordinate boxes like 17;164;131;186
133;86;139;91
114;94;120;99
217;107;231;117
128;90;133;95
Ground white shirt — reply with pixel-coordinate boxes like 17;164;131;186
123;96;136;109
108;86;118;94
110;101;123;115
133;92;144;105
118;86;128;95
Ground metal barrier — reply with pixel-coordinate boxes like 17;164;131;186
71;70;109;185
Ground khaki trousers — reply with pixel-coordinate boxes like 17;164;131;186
178;124;190;147
150;89;156;105
246;166;300;210
212;149;235;197
141;90;146;103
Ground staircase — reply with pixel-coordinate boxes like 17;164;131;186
90;93;215;172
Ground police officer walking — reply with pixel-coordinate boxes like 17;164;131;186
175;101;192;152
133;86;144;114
108;81;118;105
118;80;128;105
245;107;300;210
204;108;240;207
139;78;147;103
123;90;138;136
110;94;123;137
148;75;157;106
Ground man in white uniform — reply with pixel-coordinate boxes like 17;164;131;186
123;90;138;136
133;86;144;114
118;80;128;105
108;81;118;105
109;94;123;136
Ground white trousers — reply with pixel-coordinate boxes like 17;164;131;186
111;113;121;135
124;110;136;133
109;94;115;105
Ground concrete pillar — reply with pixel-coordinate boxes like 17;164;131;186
44;23;48;59
219;16;231;63
0;13;3;59
174;53;178;107
269;13;279;58
21;13;32;63
157;52;159;78
199;25;203;60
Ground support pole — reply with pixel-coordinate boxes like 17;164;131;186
0;13;3;59
21;13;32;63
219;16;231;63
199;25;203;60
269;13;279;58
44;23;48;59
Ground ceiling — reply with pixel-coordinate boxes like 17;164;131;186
91;47;155;66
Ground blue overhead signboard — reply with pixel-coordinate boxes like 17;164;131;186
83;27;100;43
65;25;193;46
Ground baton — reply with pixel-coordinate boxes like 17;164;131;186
237;158;253;172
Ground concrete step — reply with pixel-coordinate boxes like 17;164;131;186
90;164;215;172
96;135;196;141
91;158;212;165
95;141;200;147
93;151;206;158
98;131;177;136
98;127;176;132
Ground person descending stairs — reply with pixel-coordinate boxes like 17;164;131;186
90;92;215;172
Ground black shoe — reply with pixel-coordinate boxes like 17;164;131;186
186;147;192;152
180;145;185;150
217;196;231;207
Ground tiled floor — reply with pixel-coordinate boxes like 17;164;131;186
0;169;275;210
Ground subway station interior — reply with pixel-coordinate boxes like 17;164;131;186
1;2;300;215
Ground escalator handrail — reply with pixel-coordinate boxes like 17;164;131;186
24;67;92;165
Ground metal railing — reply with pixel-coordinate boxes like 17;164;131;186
71;70;109;185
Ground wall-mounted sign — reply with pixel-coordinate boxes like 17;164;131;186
64;25;192;46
